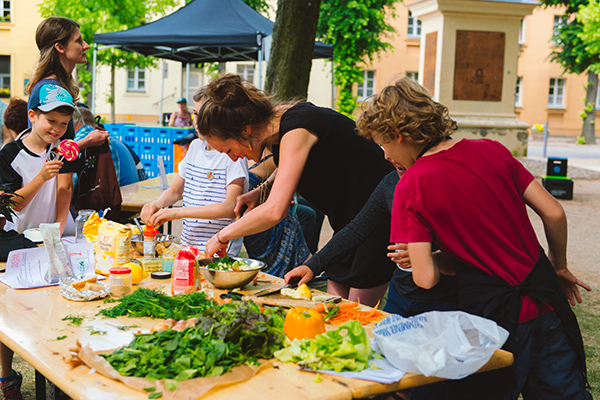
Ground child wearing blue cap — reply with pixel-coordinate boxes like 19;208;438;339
169;97;192;127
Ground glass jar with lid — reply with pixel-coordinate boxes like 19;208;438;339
109;266;132;298
75;209;95;243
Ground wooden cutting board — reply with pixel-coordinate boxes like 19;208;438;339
242;295;342;308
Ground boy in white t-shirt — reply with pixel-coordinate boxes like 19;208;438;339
141;90;248;256
0;83;78;400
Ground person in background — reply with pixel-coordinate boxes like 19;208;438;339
72;107;140;186
0;84;79;400
1;99;28;149
141;88;248;256
168;97;193;128
0;100;7;148
357;77;591;399
200;74;395;307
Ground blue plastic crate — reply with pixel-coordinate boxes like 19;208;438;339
138;127;155;154
122;126;139;152
172;127;194;142
104;124;123;141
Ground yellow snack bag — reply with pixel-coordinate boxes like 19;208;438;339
95;220;132;275
83;212;104;242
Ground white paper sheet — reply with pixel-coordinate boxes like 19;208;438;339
0;243;96;289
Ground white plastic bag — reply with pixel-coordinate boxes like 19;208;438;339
372;311;509;380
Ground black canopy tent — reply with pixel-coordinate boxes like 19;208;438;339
92;0;333;113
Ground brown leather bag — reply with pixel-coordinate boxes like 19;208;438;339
72;140;121;220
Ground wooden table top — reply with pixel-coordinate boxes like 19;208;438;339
0;272;513;400
120;173;180;212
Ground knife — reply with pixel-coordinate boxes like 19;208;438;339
254;276;301;297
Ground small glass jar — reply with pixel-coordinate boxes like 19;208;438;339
75;209;95;243
109;266;132;298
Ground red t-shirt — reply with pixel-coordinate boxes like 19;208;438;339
391;138;551;322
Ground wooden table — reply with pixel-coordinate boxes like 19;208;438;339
0;270;513;400
120;173;180;213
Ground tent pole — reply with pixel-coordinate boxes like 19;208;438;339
257;34;263;90
160;61;166;126
186;62;190;103
91;43;97;114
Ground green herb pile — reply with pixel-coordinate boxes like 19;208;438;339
205;256;254;271
274;320;371;372
99;288;215;320
103;301;286;381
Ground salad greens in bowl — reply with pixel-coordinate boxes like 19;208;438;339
198;256;265;289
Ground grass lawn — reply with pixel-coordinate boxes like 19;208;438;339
12;287;600;399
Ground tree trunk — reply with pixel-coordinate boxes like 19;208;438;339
582;70;597;145
110;64;116;124
264;0;322;101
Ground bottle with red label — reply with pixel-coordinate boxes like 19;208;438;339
143;224;157;257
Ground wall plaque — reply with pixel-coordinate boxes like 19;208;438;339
424;32;438;96
453;30;504;101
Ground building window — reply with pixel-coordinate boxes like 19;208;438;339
0;55;10;98
237;64;255;84
519;19;526;44
127;68;146;92
552;15;565;44
406;71;419;82
1;0;10;22
407;12;421;38
548;78;565;108
596;85;600;109
515;76;522;107
357;70;375;101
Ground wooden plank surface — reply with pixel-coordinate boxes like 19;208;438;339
0;270;513;400
119;173;180;212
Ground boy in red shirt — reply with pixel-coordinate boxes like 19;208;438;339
356;77;591;400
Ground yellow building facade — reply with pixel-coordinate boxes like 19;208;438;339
0;0;44;101
362;3;591;138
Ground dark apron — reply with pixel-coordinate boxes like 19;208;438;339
447;248;587;399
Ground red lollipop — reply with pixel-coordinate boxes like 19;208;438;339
56;139;79;161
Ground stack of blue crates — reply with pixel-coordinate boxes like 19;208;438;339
103;124;195;179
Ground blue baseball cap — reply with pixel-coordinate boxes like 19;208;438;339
177;97;187;103
29;84;77;112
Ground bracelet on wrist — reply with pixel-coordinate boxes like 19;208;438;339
216;231;228;245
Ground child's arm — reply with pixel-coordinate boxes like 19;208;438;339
407;242;439;289
524;179;591;305
148;177;245;227
55;173;73;235
140;175;185;224
11;160;63;211
168;112;176;127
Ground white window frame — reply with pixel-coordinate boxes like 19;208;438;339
1;0;10;22
357;70;375;101
0;55;10;93
515;76;523;107
596;85;600;109
407;12;421;38
406;71;419;82
519;18;526;44
236;64;256;84
127;67;146;92
548;78;565;108
552;15;565;44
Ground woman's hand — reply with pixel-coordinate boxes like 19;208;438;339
149;208;179;227
140;202;160;224
284;265;314;286
556;267;591;306
205;233;227;258
387;243;411;270
233;188;261;217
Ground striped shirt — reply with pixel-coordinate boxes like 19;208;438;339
178;140;248;254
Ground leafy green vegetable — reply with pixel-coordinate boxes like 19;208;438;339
143;387;156;392
98;288;215;320
62;315;84;326
274;321;371;372
148;392;162;399
165;380;178;391
56;336;67;341
205;256;255;271
103;301;286;381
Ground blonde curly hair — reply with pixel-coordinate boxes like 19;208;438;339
356;77;457;145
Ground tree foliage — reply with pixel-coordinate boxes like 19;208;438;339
317;0;396;116
578;0;600;73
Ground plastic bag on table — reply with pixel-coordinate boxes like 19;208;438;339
40;222;73;284
372;311;509;380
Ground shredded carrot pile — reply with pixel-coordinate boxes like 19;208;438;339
325;301;384;326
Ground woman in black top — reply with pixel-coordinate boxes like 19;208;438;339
200;74;395;306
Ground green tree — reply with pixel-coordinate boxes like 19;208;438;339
39;0;178;122
317;0;396;116
542;0;599;144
